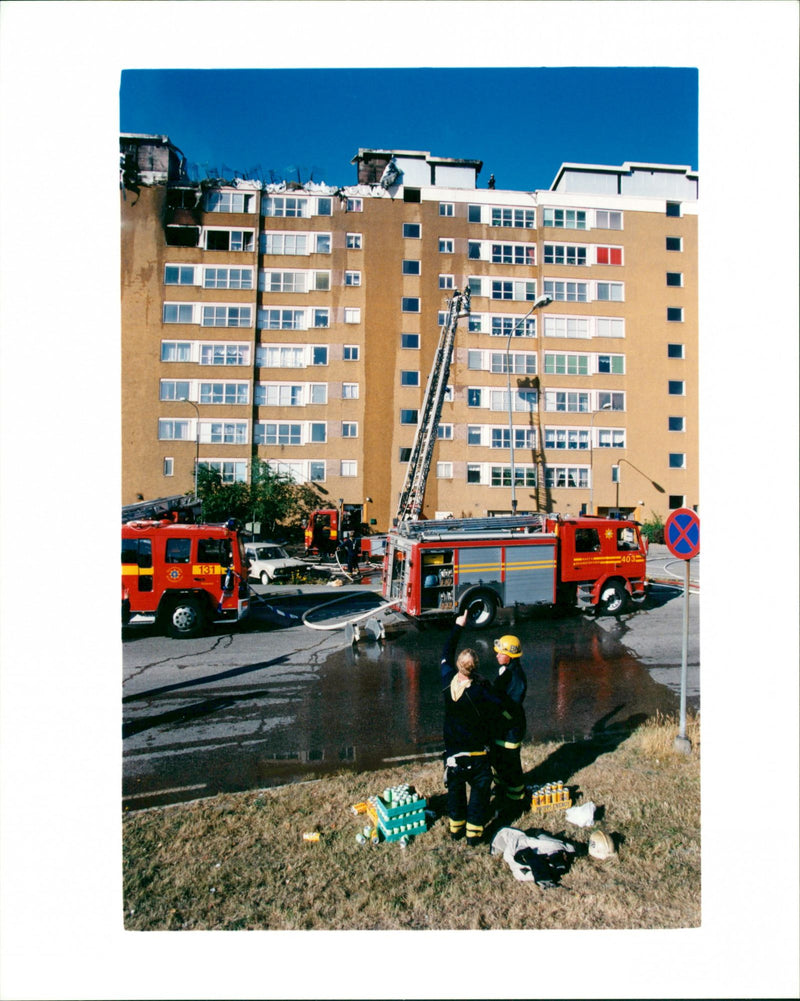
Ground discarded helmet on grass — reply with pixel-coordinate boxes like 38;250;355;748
588;830;616;860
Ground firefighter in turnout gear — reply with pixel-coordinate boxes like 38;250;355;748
441;612;510;846
490;634;528;821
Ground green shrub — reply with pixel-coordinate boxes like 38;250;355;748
641;513;665;544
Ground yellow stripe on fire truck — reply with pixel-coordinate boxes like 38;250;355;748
121;565;153;576
458;559;556;573
573;556;644;567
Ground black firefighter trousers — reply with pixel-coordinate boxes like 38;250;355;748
446;752;492;843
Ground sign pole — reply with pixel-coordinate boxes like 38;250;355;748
674;558;692;753
664;507;699;755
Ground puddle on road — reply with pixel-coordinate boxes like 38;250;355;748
123;609;688;811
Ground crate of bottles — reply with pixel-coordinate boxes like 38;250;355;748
528;780;571;813
373;784;427;842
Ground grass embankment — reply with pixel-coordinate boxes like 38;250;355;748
123;712;700;931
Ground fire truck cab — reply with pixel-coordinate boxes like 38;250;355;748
382;514;647;626
121;519;250;638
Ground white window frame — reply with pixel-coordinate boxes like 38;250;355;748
201;304;253;328
342;383;359;400
198;381;250;406
402;223;421;239
204;190;256;213
439;202;454;217
490;206;535;229
341;421;358;438
340;460;358;477
543;389;590;413
199;342;250;366
346;197;363;212
203;228;256;252
344;308;361;324
345;270;361;286
343;345;359;361
544;465;590;489
594;210;623;230
199;460;248;483
202;421;249;445
159;380;191;402
439;274;455;290
439;238;454;254
544;427;590;451
262;195;310;218
542;207;587;230
544;243;588;266
161;340;192;362
164;264;199;286
262;232;309;256
346;232;362;249
158;419;190;440
436;462;453;478
202;266;254;290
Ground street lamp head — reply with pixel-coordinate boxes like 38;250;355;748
532;294;553;310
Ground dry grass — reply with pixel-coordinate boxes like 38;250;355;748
123;711;700;931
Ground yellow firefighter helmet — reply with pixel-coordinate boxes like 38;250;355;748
493;634;522;658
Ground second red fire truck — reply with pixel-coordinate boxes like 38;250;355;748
382;513;648;626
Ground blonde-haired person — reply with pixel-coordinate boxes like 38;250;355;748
440;611;508;847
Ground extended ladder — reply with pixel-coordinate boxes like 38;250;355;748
395;513;548;540
395;287;471;522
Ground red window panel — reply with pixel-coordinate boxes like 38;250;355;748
596;246;622;265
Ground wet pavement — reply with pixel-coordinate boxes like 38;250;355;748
122;559;698;810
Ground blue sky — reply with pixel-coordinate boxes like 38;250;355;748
120;67;697;191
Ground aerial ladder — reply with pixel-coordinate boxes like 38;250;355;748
394;287;471;523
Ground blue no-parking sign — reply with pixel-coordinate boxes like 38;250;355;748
665;508;700;560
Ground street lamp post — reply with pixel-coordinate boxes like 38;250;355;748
178;398;200;503
588;402;612;514
506;294;552;514
614;457;666;515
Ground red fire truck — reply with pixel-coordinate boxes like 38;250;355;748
304;504;386;560
382;513;648;626
122;518;250;638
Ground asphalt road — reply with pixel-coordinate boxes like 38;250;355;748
122;545;699;810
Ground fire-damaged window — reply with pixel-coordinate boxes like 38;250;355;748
166;188;201;210
165;226;200;247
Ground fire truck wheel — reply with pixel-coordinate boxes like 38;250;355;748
597;581;627;616
463;592;498;628
166;597;206;638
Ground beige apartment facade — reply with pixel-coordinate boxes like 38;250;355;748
121;137;698;531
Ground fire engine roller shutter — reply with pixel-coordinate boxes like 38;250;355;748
457;547;503;594
504;543;557;604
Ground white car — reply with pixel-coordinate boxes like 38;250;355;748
244;543;307;585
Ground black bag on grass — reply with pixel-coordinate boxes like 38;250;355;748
513;847;571;888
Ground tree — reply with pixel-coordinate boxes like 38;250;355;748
193;460;327;539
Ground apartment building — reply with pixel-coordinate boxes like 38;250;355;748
120;136;698;530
